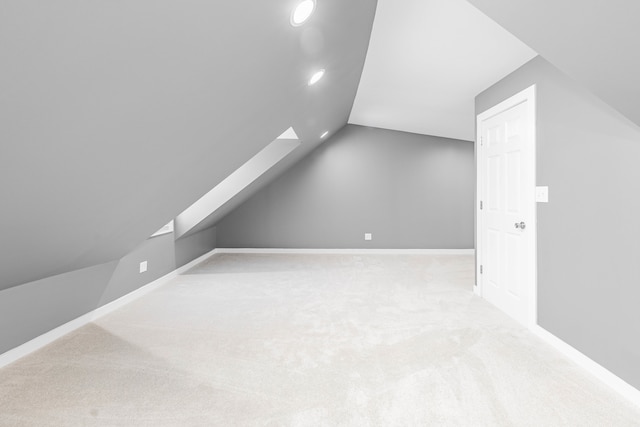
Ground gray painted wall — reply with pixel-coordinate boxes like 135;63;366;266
0;262;117;355
216;125;474;249
0;228;215;355
97;232;177;308
468;0;640;128
476;56;640;389
0;0;377;290
175;226;217;268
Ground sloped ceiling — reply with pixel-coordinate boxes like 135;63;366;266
349;0;537;141
0;0;377;290
175;129;301;239
178;138;310;239
466;0;640;128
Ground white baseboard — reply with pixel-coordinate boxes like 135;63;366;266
532;325;640;408
0;246;472;368
0;248;218;370
216;248;475;255
88;247;218;322
4;247;638;411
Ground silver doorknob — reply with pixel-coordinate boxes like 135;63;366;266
514;221;526;229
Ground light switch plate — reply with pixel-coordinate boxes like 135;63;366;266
536;186;549;203
139;261;148;273
364;233;372;241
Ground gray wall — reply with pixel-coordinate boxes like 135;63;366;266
175;226;217;268
0;0;375;356
0;262;117;355
97;232;177;307
476;56;640;389
0;0;377;290
467;0;640;128
0;228;215;355
216;125;475;249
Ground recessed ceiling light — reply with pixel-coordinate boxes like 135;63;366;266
320;131;329;138
291;0;315;26
308;69;325;86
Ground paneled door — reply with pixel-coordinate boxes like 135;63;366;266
477;85;536;327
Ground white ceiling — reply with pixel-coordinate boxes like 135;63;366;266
348;0;537;141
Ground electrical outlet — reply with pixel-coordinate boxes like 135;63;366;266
536;186;549;203
364;233;372;241
139;261;148;273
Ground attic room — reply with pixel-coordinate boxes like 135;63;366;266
1;0;640;424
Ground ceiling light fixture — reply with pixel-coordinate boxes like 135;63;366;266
308;69;325;86
291;0;316;26
320;131;329;138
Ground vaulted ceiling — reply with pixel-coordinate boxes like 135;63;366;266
2;0;638;291
0;0;377;289
466;0;640;128
176;0;540;237
350;0;640;140
349;0;536;141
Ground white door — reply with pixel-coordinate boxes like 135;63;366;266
477;86;536;327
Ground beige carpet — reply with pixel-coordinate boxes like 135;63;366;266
1;253;639;426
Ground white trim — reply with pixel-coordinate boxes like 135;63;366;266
0;248;218;369
216;248;475;255
0;246;473;369
174;137;300;239
473;284;482;297
532;325;640;408
150;220;174;238
476;84;538;328
4;247;638;410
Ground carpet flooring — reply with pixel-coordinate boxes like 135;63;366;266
1;253;639;426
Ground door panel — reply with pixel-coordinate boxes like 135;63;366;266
487;228;500;290
488;156;501;210
505;232;521;297
507;158;521;211
478;88;535;326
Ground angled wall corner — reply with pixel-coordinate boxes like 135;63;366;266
174;128;302;239
215;124;475;250
0;0;377;290
466;0;640;129
476;55;640;391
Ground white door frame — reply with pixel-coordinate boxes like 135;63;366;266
475;85;538;329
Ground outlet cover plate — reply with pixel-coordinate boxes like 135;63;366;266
536;186;549;203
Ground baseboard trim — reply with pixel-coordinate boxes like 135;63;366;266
87;247;218;322
0;248;218;370
4;248;638;410
473;284;481;296
532;325;640;408
216;248;475;255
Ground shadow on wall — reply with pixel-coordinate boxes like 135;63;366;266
0;227;216;355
